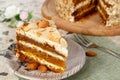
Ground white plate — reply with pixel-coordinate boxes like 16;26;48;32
6;38;86;80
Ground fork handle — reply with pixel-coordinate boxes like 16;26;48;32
97;46;120;59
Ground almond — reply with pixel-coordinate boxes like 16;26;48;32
86;51;97;57
38;20;49;28
26;63;39;70
38;65;48;73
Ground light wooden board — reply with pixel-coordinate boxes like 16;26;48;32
41;0;120;36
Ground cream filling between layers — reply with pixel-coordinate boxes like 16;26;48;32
16;30;68;57
20;51;64;70
75;0;92;10
19;41;65;61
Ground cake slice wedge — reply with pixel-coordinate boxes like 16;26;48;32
15;20;68;73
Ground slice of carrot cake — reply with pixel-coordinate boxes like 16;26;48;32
15;20;68;73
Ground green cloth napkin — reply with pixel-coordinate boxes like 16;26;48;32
63;34;120;80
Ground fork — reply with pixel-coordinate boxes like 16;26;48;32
74;33;120;59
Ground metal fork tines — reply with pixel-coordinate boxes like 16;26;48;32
74;33;120;59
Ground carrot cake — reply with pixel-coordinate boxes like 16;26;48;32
55;0;97;22
15;20;68;73
97;0;120;26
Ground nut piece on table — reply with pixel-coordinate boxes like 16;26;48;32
38;20;49;28
38;65;48;73
86;51;97;57
26;63;39;70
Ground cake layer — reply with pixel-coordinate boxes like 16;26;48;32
17;43;65;67
15;49;36;63
18;40;66;61
73;0;94;16
73;3;96;21
16;34;66;61
16;49;66;73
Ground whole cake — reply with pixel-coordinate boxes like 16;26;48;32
15;20;68;73
97;0;120;26
55;0;97;22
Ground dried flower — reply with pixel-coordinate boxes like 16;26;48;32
0;5;33;28
20;11;28;21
